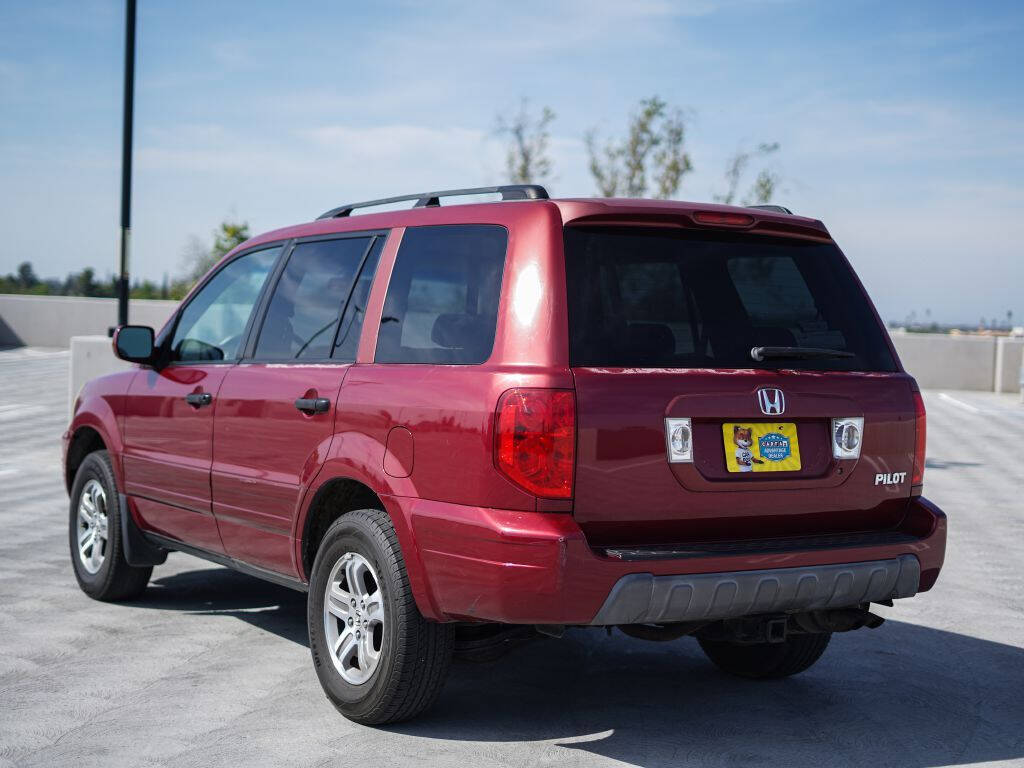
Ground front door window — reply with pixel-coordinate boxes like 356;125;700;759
170;247;280;362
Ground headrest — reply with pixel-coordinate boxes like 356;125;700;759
431;313;481;349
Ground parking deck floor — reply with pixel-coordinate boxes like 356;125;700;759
1;347;1022;768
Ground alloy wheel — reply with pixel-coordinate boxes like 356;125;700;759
323;552;385;685
77;478;109;575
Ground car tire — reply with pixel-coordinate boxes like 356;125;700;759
307;508;454;725
69;450;152;601
698;631;831;679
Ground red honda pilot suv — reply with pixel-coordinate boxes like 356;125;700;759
64;185;946;724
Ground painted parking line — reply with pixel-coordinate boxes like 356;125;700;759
937;393;983;413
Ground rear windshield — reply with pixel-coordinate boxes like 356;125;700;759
564;226;897;372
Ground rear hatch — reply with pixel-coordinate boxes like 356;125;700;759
564;223;918;548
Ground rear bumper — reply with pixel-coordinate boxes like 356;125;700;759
388;494;946;625
591;555;919;625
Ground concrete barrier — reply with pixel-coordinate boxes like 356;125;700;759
888;332;998;391
0;294;176;348
68;335;133;419
994;337;1024;394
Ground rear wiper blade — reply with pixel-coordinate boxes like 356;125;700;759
750;346;855;362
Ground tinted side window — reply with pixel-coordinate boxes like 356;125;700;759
332;237;384;361
375;225;507;364
255;237;371;360
171;246;280;362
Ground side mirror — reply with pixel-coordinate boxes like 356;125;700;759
113;325;155;364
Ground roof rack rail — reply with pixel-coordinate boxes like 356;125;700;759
316;184;549;220
746;204;793;215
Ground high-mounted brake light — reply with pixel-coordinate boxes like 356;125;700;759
495;388;575;499
692;211;755;227
912;390;926;485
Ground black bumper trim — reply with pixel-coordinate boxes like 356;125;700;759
590;555;921;625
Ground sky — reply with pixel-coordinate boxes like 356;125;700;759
1;0;1021;325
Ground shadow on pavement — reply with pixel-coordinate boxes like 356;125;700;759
408;622;1024;768
134;566;308;646
134;564;1024;768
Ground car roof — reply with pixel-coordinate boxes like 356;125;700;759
239;196;831;254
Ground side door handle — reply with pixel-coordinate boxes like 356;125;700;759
294;397;330;415
184;392;212;408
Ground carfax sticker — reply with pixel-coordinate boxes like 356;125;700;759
722;423;802;473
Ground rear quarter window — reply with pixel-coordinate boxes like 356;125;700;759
375;224;507;364
564;226;897;372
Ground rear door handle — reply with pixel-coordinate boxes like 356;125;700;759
184;392;212;408
294;397;330;415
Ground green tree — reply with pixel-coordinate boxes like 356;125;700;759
16;261;39;289
586;96;693;198
496;100;556;186
130;279;162;300
64;267;99;297
714;142;781;206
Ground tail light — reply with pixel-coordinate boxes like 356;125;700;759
912;390;927;485
495;388;575;499
831;417;864;459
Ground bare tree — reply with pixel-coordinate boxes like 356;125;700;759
496;100;556;186
586;96;692;198
745;169;780;206
180;235;211;282
172;219;251;298
714;142;781;205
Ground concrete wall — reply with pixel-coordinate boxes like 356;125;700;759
993;337;1024;394
0;294;176;349
889;331;1001;391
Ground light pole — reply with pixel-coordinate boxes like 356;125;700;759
116;0;136;327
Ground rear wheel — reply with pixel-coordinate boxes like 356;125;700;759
69;451;152;601
698;632;831;679
307;509;454;725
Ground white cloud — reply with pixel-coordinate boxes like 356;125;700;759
372;0;777;63
785;98;1024;166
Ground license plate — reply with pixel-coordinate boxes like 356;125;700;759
722;422;801;473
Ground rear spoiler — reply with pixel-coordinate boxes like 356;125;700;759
562;211;832;242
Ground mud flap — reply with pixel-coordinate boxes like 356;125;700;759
118;493;167;566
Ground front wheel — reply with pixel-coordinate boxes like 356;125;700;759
69;451;152;601
307;509;454;725
698;632;831;679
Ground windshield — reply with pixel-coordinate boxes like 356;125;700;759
563;226;897;372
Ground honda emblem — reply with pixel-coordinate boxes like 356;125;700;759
757;388;785;416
